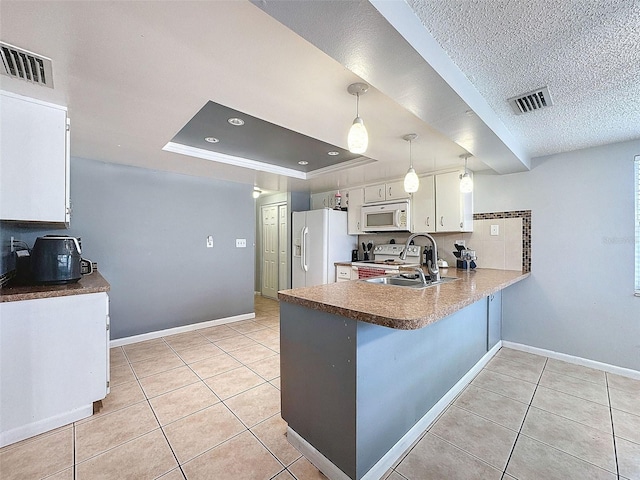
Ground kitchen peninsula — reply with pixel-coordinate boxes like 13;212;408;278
278;268;528;480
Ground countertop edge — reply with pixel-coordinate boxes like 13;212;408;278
0;271;111;303
278;270;529;330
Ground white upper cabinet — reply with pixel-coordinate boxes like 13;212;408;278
364;181;410;203
434;170;473;232
346;188;364;235
1;91;70;224
310;190;341;210
411;175;436;233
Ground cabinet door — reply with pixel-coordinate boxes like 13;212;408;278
347;188;364;235
0;91;69;223
385;180;410;201
327;190;340;209
435;171;465;232
310;192;328;210
411;176;436;233
364;184;385;203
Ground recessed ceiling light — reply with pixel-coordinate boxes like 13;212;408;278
327;151;340;156
204;137;219;143
298;161;309;165
228;117;245;126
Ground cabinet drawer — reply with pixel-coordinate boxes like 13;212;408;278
336;265;353;280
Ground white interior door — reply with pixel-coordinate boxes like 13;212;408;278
278;204;288;290
261;205;278;299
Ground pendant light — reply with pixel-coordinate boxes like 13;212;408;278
403;134;420;193
459;154;473;193
252;187;262;199
347;83;369;154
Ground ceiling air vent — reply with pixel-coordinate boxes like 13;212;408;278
0;42;54;88
508;86;552;115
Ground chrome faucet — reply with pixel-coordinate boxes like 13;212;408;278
410;266;429;286
400;233;440;283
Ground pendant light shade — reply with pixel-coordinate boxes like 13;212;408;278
347;83;369;154
252;187;262;199
459;154;474;193
403;134;420;193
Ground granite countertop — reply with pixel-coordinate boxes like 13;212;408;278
278;268;529;330
0;271;110;302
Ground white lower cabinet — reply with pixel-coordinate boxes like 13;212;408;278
336;264;358;282
0;292;109;447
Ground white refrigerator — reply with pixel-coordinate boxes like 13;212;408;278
292;209;355;288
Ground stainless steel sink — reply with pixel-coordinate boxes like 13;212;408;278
361;275;459;289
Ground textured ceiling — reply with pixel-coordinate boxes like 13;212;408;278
406;0;640;157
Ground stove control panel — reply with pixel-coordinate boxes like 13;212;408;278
374;244;421;258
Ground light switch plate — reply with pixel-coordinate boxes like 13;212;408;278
490;225;499;236
236;238;247;248
206;235;214;248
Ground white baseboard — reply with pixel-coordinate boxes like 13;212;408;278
502;341;640;380
288;341;503;480
0;404;93;448
110;313;256;347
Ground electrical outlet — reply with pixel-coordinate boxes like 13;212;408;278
236;238;247;248
206;235;214;248
455;240;465;248
490;225;500;236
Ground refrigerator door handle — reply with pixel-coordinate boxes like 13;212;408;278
301;226;309;272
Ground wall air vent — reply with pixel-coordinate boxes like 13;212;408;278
0;42;53;88
508;86;553;115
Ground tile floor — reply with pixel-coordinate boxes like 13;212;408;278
1;296;638;480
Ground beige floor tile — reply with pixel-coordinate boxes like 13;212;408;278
109;346;127;367
531;385;612;433
256;318;280;329
163;403;245;464
0;427;73;480
609;387;640;416
76;428;177;480
109;363;136;387
225;383;281;428
138;365;201;398
485;355;544;383
189;353;242;379
612;408;640;444
229;344;278;364
274;471;296;480
130;351;185;379
251;414;301;466
384;472;405;480
616;436;640;480
204;365;266;400
45;467;74;479
430;405;517;470
75;401;159;462
149;381;220;426
496;347;547;368
453;384;528;431
199;325;239;342
271;377;281;390
123;340;174;363
246;328;280;344
471;368;537;404
521;407;616;473
261;337;281;352
229;320;269;334
182;430;283;479
506;434;616;480
287;456;327;479
175;342;225;364
248;354;281;381
214;334;259;352
158;468;186;480
91;379;146;418
607;373;640;395
163;332;210;350
396;432;502;480
539;370;609;405
544;359;607;385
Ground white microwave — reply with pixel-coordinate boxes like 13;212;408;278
361;200;411;232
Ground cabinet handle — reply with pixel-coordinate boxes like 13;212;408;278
378;188;382;198
388;186;392;197
440;216;444;226
426;217;430;226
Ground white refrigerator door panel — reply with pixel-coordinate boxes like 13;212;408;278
305;209;330;286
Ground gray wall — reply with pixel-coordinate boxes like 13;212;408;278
475;139;640;370
2;157;255;340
